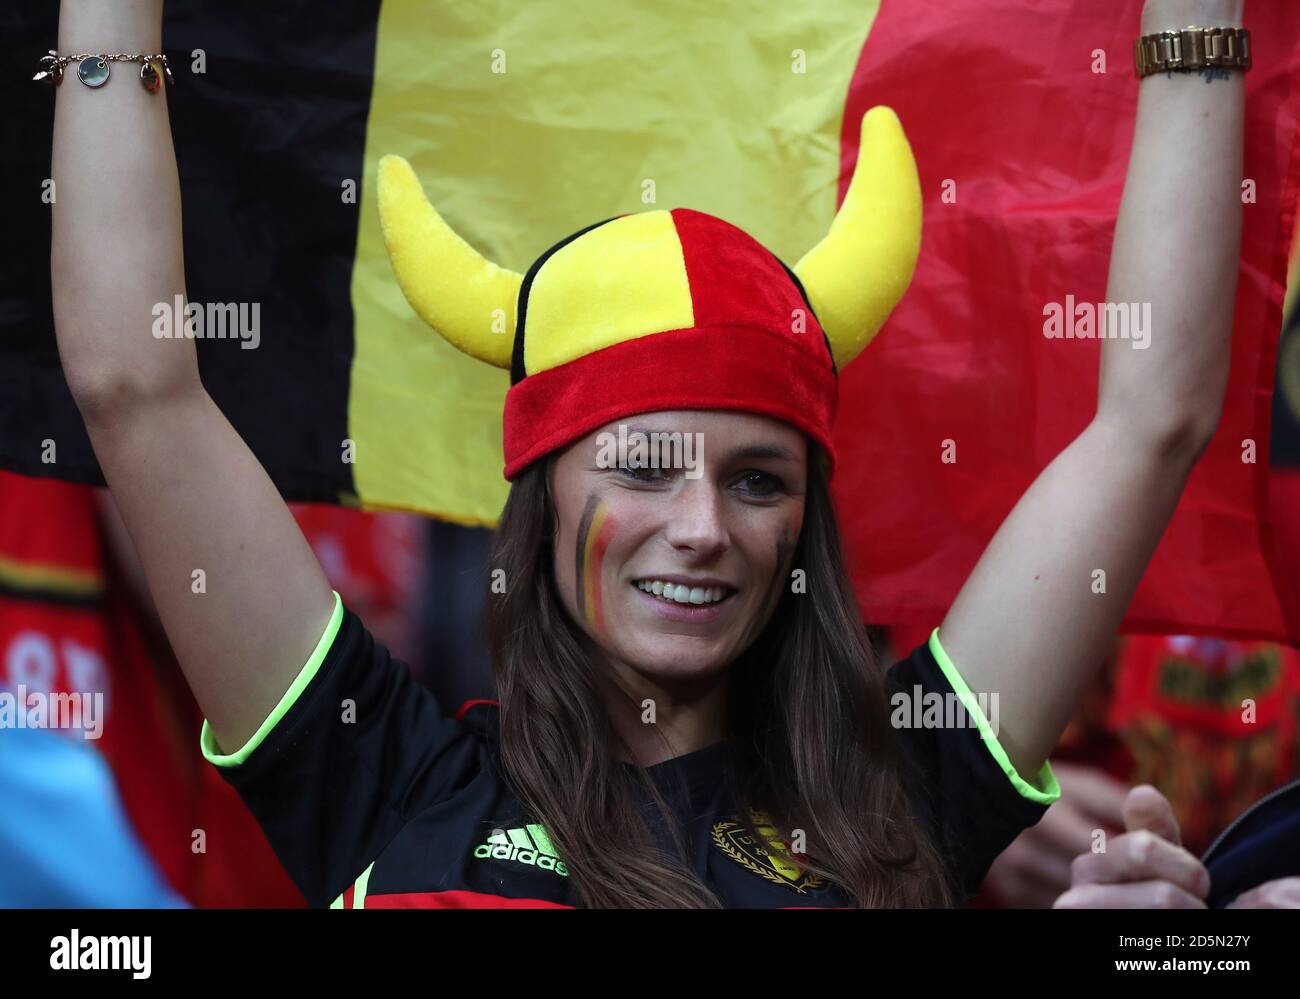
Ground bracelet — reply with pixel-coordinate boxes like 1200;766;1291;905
1134;26;1251;78
33;50;174;93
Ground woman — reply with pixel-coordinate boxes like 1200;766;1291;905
48;0;1246;907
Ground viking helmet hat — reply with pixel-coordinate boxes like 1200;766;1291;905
378;106;921;480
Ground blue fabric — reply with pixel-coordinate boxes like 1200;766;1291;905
1204;778;1300;908
0;726;188;908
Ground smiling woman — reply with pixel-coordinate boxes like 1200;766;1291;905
553;411;807;690
47;0;1246;910
487;411;976;907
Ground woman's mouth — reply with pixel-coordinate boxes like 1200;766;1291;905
630;578;736;623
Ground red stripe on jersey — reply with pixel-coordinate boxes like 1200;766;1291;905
455;698;500;720
363;890;573;909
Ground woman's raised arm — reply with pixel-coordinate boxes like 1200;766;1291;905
936;0;1246;778
50;0;334;754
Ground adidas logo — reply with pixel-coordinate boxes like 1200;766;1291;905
473;823;569;877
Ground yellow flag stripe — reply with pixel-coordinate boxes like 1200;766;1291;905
351;0;883;524
0;555;102;598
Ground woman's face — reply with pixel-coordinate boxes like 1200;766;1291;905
550;410;807;684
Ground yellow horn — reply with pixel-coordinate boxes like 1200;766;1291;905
377;154;521;368
794;106;922;369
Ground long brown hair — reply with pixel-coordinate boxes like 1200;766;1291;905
485;448;953;907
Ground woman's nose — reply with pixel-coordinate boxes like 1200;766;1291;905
663;480;730;557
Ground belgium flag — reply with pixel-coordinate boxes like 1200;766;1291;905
4;1;1300;641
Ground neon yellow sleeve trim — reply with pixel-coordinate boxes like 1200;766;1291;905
328;861;375;910
927;628;1061;806
353;861;374;909
200;591;345;768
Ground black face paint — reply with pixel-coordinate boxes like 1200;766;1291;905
573;492;602;626
748;525;794;646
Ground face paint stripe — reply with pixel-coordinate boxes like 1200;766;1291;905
583;504;610;627
574;494;601;622
588;509;616;635
582;508;602;613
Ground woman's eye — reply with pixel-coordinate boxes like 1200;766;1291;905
618;463;671;483
735;470;782;496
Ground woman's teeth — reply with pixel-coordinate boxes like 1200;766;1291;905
634;580;728;605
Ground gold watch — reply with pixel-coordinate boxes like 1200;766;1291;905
1134;25;1251;78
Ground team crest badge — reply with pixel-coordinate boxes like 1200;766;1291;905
712;812;825;893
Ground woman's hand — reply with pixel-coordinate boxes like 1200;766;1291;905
1053;785;1211;909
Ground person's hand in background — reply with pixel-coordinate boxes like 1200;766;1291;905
1054;783;1300;908
983;761;1129;907
1226;878;1300;908
1054;784;1210;908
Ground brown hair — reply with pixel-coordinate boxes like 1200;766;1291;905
485;449;953;907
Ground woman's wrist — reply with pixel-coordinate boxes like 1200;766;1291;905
1141;0;1245;33
57;0;164;52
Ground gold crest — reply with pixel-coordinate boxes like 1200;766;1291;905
711;812;825;893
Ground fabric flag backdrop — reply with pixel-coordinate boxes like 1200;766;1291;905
2;1;1299;642
1268;221;1300;638
834;2;1300;644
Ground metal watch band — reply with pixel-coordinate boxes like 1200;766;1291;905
1134;26;1251;78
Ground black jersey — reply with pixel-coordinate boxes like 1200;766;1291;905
201;593;1059;908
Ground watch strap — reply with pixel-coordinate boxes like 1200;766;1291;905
1134;26;1251;78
